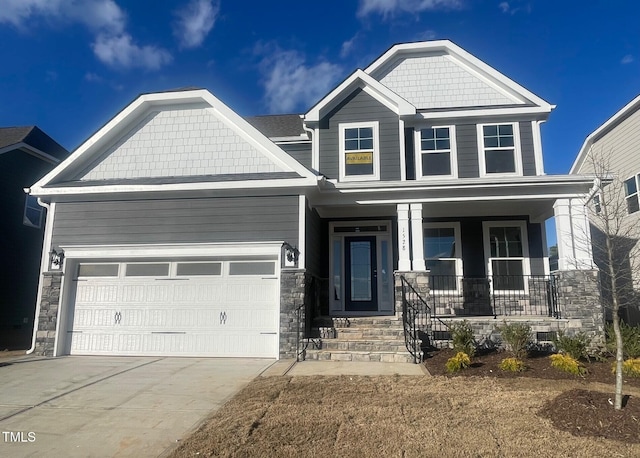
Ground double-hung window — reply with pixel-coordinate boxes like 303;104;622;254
478;123;522;176
23;195;43;228
424;223;461;291
483;221;529;292
416;126;457;178
339;122;379;181
624;175;640;214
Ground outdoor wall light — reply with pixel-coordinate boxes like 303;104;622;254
49;248;65;271
282;242;300;267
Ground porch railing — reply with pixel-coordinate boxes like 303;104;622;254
296;275;322;362
428;274;559;318
400;276;431;364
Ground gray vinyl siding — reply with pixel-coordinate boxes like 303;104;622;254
455;124;480;179
279;142;312;170
519;122;536;176
318;88;401;181
52;196;298;247
305;206;323;276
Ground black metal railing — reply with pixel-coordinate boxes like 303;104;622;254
400;276;432;364
296;275;322;362
428;274;560;318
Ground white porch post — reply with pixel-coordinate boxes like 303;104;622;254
397;204;411;270
554;198;594;270
410;203;426;271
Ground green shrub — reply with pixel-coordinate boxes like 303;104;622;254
445;352;471;373
612;358;640;378
496;322;531;360
552;330;589;360
550;353;586;376
499;357;526;372
606;322;640;358
450;321;476;358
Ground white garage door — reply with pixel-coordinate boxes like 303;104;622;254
66;259;279;357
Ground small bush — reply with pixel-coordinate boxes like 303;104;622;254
550;353;586;376
606;322;640;358
445;352;471;373
450;321;476;358
496;322;531;360
499;357;526;372
612;358;640;378
552;330;589;360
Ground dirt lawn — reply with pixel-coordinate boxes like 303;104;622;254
169;374;640;457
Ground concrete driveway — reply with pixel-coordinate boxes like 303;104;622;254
0;356;274;457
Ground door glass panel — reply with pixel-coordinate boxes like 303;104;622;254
350;241;372;301
333;239;342;301
380;240;390;302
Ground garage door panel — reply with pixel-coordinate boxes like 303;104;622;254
68;259;279;358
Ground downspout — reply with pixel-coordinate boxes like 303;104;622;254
302;121;318;174
25;193;53;355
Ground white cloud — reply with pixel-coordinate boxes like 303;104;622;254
414;29;437;40
173;0;220;49
357;0;462;18
0;0;171;71
499;2;510;13
498;1;531;15
256;44;343;113
340;33;360;58
93;33;173;70
85;72;104;83
621;55;634;65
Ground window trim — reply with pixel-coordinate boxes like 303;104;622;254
477;122;523;177
482;220;530;294
624;174;640;215
23;195;44;228
414;125;458;180
423;222;462;294
338;121;380;182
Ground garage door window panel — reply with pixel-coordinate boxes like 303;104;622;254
228;261;275;276
77;264;119;278
176;262;222;276
125;263;170;277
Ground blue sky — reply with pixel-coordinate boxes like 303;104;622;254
1;0;638;177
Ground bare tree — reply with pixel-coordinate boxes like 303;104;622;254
583;151;639;410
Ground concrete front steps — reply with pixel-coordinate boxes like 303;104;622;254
304;316;417;363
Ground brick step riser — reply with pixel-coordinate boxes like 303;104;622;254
319;341;408;352
305;350;415;363
331;330;406;339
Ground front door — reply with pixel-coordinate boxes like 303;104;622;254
345;236;378;311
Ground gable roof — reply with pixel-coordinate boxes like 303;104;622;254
0;126;68;163
246;114;308;140
364;40;554;114
31;89;317;197
570;94;640;174
305;69;416;123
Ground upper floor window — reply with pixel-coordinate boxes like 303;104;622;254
23;195;43;229
415;126;457;179
339;122;379;181
478;123;522;176
624;175;639;214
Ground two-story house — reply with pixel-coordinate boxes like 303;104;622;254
570;94;640;326
27;41;603;362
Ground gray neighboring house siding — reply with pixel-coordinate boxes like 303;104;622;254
319;88;401;181
280;142;312;170
51;196;299;248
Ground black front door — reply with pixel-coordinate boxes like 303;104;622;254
345;236;378;311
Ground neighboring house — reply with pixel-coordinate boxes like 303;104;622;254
29;40;603;362
570;94;640;325
0;126;68;349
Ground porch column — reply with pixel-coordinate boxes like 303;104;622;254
554;198;594;270
397;204;411;270
410;203;426;271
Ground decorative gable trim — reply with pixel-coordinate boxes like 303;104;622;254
32;89;316;196
365;40;554;114
570;93;640;174
304;69;416;123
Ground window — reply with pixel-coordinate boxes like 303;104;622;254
593;194;602;214
416;126;456;178
483;222;529;292
125;263;170;277
339;122;379;181
228;261;275;276
624;175;639;214
424;223;461;291
77;264;119;278
23;195;43;228
478;123;521;176
176;262;222;276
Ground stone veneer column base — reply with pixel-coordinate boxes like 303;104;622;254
279;269;307;359
34;271;63;357
394;271;430;316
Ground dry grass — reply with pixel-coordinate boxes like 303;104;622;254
170;375;640;458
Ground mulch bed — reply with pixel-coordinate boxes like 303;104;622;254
425;348;640;443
